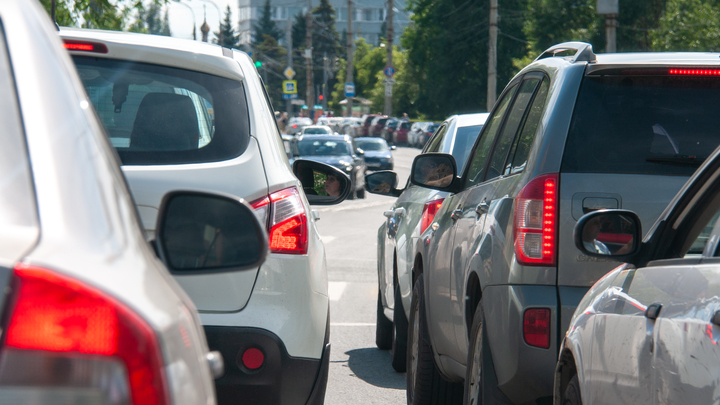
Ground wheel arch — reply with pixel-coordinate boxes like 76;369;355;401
465;271;482;340
554;347;578;405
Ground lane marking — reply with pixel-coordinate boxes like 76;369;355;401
330;322;375;326
328;281;348;301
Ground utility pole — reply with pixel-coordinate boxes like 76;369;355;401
345;0;354;117
487;0;498;111
286;21;293;117
384;0;394;116
305;0;314;118
597;0;619;53
323;52;329;111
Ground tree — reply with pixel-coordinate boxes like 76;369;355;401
651;0;720;51
214;5;240;48
254;35;288;109
40;0;163;31
254;0;281;45
312;0;341;104
128;2;171;35
330;38;385;113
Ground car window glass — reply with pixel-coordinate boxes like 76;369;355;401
424;124;448;153
298;139;351;156
465;83;517;187
450;125;483;172
356;140;388;151
684;209;720;257
73;57;250;165
507;78;549;175
486;78;540;181
0;27;38;258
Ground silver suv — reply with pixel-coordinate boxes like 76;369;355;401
406;42;720;404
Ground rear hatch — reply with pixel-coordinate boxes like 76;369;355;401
72;55;267;312
558;66;720;287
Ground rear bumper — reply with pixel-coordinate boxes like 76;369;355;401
206;326;330;405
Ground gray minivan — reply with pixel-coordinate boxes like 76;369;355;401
405;42;720;405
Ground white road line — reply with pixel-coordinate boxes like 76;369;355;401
330;322;375;326
328;281;348;301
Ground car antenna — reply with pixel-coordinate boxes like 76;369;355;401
51;0;59;31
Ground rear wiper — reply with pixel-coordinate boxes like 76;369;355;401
646;155;705;167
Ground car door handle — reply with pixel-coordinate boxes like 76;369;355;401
394;208;406;217
451;207;463;221
645;303;662;320
475;200;489;215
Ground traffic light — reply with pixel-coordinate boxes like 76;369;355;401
254;60;262;68
318;95;324;100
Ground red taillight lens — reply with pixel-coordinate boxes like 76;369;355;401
252;187;308;255
63;40;108;54
514;173;558;266
669;68;720;76
420;198;445;234
3;264;169;405
523;308;551;349
242;348;265;370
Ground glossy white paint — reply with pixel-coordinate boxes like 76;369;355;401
5;2;216;403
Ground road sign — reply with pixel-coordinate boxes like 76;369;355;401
344;83;355;97
383;78;396;85
385;82;393;97
291;99;305;105
284;67;296;79
383;66;396;78
283;80;297;94
282;94;298;99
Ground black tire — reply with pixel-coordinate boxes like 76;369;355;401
406;277;463;405
357;187;366;199
391;284;408;372
563;375;582;405
347;175;356;200
376;290;393;350
464;301;484;405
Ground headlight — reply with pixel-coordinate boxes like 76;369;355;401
344;165;353;172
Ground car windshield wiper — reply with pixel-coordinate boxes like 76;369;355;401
646;155;706;167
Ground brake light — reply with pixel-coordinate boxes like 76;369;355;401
63;40;108;54
669;68;720;76
420;198;444;234
513;174;558;266
523;308;550;349
252;187;308;255
2;263;169;405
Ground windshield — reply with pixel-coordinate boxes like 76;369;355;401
298;139;352;156
304;127;331;135
562;72;720;175
356;140;389;152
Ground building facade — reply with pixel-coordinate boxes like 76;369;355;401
237;0;411;48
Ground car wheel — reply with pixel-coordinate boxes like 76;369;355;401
563;375;583;405
376;290;393;350
406;277;463;405
357;187;366;199
391;284;408;372
464;301;484;405
347;175;356;200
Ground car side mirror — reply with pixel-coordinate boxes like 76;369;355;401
574;210;642;261
410;153;459;192
293;159;352;205
356;148;365;156
365;171;402;197
390;145;397;151
154;191;268;274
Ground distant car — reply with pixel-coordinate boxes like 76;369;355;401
408;121;432;147
560;143;720;405
342;117;364;136
393;121;413;144
301;125;334;136
370;116;390;137
361;114;381;136
366;113;487;372
355;137;396;171
317;116;344;132
419;122;441;147
297;134;367;199
288;117;313;135
382;119;400;142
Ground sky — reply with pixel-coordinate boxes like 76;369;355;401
166;0;237;41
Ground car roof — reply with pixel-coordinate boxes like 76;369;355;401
594;52;720;65
303;125;332;130
355;137;387;143
453;113;490;127
59;28;245;81
298;134;351;142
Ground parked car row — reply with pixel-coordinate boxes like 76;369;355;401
367;42;720;405
0;1;359;404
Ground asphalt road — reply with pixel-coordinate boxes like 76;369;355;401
315;146;420;405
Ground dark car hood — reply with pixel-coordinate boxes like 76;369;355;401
299;155;354;167
363;151;392;159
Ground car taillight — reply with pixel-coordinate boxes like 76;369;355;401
523;308;550;349
252;187;308;255
513;174;558;266
420;198;445;234
62;40;108;53
0;263;169;405
669;68;720;76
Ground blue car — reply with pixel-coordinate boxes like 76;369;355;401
355;137;396;171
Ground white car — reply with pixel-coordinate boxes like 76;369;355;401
0;1;268;403
61;28;349;405
287;117;313;135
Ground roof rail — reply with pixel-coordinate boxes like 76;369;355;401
535;42;596;63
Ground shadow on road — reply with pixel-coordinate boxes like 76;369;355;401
343;348;406;390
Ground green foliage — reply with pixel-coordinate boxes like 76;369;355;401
651;0;720;51
254;0;281;45
214;5;240;48
368;48;419;116
312;0;341;101
127;2;170;35
254;34;288;109
40;0;166;31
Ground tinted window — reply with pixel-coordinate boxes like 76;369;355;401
465;84;517;187
401;122;412;129
507;79;549;175
356;140;389;151
450;125;483;171
304;127;332;135
424;124;448;153
562;73;720;175
486;78;540;180
298;139;351;156
73;57;250;165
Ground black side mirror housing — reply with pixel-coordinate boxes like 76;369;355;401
154;191;268;274
410;153;460;193
293;159;352;205
365;171;402;197
574;209;643;263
